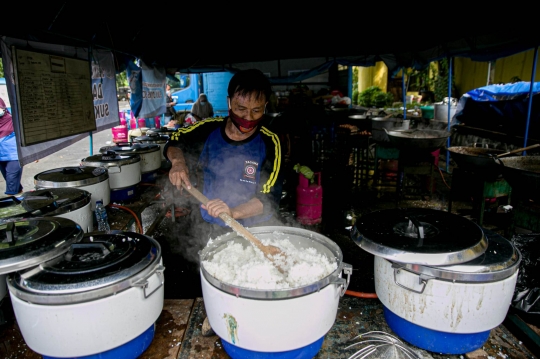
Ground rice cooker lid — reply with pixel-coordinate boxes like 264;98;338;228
34;166;109;188
0;217;83;275
133;133;169;143
394;229;521;282
351;208;487;266
81;150;140;167
99;143;160;155
0;192;59;220
147;127;176;134
21;188;92;215
8;231;162;303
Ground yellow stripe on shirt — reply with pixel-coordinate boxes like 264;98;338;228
260;126;281;194
169;117;224;141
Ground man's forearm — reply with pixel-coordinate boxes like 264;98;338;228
167;147;188;170
230;197;264;219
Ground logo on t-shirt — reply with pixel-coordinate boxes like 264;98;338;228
243;160;258;180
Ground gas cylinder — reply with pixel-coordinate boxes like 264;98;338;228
296;172;322;225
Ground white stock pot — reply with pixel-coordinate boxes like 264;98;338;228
81;151;141;202
2;227;164;358
199;226;352;358
34;166;110;211
100;143;161;183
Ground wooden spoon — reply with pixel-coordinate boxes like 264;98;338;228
181;183;290;273
494;143;540;158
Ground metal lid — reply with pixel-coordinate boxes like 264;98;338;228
132;133;169;144
0;217;83;275
81;150;141;167
350;208;487;266
7;230;162;304
21;188;92;215
146;127;176;135
99;143;160;155
393;229;521;282
0;192;59;220
34;166;109;188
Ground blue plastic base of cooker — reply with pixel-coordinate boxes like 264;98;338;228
383;305;490;355
221;336;324;359
43;323;155;359
141;171;158;183
110;186;138;202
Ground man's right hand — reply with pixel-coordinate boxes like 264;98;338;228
169;164;192;191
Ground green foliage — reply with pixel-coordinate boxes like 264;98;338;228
116;71;128;88
293;163;314;183
358;86;392;108
0;59;4;78
352;89;359;105
433;58;456;102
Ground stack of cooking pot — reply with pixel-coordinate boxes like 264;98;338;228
371;116;410;143
100;143;161;183
0;188;93;233
350;208;521;355
132;132;170;169
0;218;164;358
199;226;352;359
81;150;141;202
33;166;110;211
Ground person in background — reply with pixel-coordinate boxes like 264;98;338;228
0;98;23;196
164;84;177;124
190;93;214;120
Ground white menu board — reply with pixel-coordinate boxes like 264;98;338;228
12;47;96;146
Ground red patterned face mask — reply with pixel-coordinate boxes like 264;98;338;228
228;109;264;133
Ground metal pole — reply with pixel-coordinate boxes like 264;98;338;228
348;66;353;109
523;46;539;153
487;61;491;86
402;68;406;119
89;131;93;155
446;57;453;172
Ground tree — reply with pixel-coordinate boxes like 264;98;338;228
0;59;4;78
116;70;127;88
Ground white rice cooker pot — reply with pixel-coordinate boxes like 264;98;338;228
4;228;164;358
100;143;161;177
34;166;110;211
132;132;169;162
200;226;352;353
20;188;94;233
81;151;141;190
351;208;521;334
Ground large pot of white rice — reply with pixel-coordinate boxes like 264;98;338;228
199;226;352;359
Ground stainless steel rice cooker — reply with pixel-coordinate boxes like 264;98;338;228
0;194;59;220
350;208;521;355
100;143;161;183
33;166;110;211
2;224;164;359
20;188;93;233
132;132;170;168
81;151;141;202
200;226;352;358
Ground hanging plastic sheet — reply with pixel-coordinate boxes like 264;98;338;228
511;233;540;324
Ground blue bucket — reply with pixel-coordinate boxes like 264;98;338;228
383;306;490;355
221;336;324;359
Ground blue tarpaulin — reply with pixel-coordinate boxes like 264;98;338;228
466;82;540;102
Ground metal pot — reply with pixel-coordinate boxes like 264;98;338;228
0;193;59;220
371;117;410;142
447;146;517;179
497;155;540;200
350;208;520;354
100;143;161;183
20;188;93;233
385;129;451;151
200;226;352;356
34;166;110;211
434;97;457;122
3;228;164;358
132;133;169;162
81;151;141;202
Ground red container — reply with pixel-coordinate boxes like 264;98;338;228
296;172;322;225
129;118;137;130
138;118;146;129
154;116;161;129
111;125;128;143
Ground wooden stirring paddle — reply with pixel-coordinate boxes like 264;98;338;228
181;183;290;273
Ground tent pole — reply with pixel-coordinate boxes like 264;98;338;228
523;46;539;153
402;68;406;118
446;57;453;173
348;66;353;109
89;131;93;155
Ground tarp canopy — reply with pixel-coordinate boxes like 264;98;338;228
2;4;539;76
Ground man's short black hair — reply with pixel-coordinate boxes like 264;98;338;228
228;69;272;102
